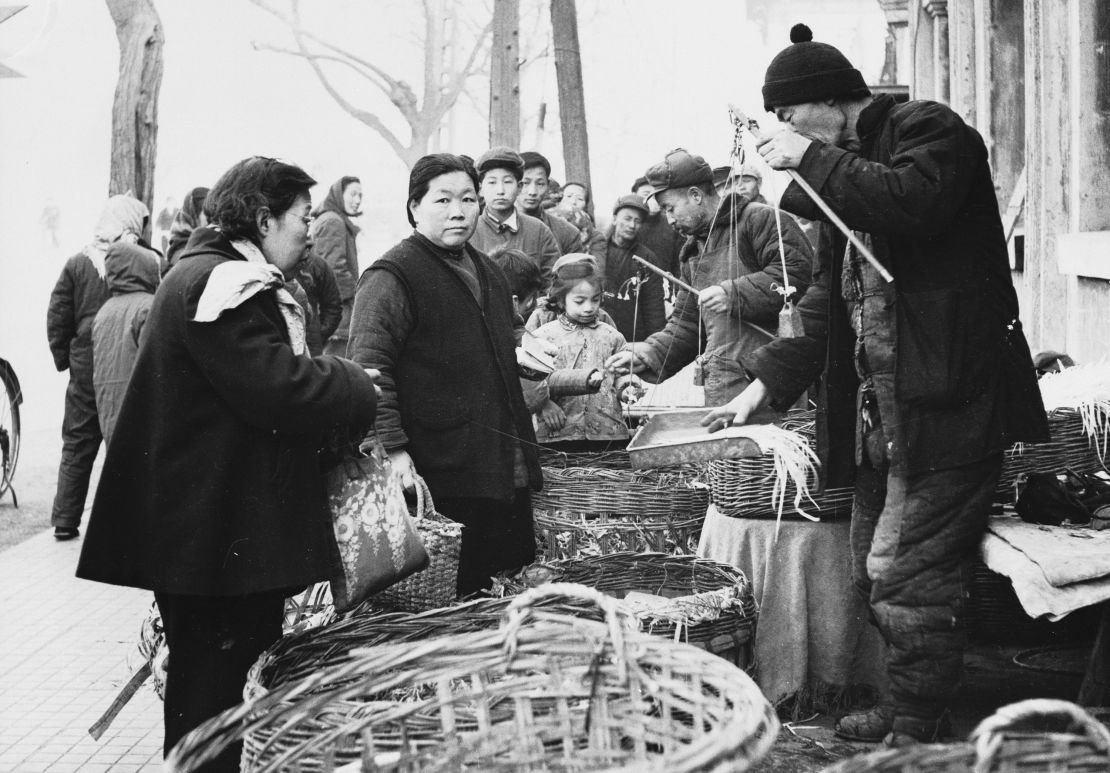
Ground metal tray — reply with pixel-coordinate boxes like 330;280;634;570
627;410;764;469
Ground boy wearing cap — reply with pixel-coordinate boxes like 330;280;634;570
599;194;666;341
703;23;1047;746
518;151;585;256
606;148;812;408
470;147;560;274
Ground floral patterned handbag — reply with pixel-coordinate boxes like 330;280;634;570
325;433;429;613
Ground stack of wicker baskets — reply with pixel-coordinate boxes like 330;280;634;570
167;584;779;773
533;449;709;559
498;551;757;668
819;699;1110;772
707;408;854;520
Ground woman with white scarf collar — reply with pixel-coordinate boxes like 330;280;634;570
76;158;379;770
46;193;151;541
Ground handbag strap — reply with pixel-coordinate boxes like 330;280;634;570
412;475;438;520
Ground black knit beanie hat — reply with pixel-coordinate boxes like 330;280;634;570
762;23;871;112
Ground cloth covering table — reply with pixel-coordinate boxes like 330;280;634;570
697;504;888;708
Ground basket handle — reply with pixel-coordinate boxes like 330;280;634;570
411;474;437;520
501;583;631;663
970;699;1110;773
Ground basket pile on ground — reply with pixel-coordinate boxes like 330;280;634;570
165;584;779;773
532;448;710;559
496;551;757;668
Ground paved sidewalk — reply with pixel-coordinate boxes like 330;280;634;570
0;530;162;772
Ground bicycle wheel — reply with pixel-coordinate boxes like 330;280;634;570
0;364;21;501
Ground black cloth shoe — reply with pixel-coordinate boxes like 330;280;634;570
834;705;894;742
884;712;951;746
54;526;80;541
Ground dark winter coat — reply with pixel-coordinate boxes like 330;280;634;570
634;194;813;406
744;95;1048;483
76;227;378;596
312;179;361;342
91;242;161;446
470;209;561;275
348;232;542;502
522;205;582;256
637;212;683;277
47;252;111;383
298;254;343;356
600;238;666;342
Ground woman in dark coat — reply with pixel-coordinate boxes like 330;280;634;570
347;153;542;597
312;175;362;355
76;157;378;769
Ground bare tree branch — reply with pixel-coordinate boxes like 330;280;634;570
246;0;491;167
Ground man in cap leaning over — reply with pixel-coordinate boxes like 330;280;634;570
605;148;812;408
703;23;1047;746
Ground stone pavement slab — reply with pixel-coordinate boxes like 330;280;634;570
0;530;162;772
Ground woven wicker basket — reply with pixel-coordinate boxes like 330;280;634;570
168;584;779;773
374;477;462;613
497;552;757;668
707;409;853;520
819;699;1110;773
533;449;709;559
243;593;606;704
996;408;1109;504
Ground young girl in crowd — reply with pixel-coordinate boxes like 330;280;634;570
529;254;629;450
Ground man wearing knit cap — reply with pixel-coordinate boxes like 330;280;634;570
517;151;584;256
605;148;812;408
704;23;1048;746
470;147;560;274
597;194;666;342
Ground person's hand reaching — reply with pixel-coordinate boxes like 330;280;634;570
701;379;771;433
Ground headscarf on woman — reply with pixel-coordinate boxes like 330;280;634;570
86;195;149;278
312;176;361;236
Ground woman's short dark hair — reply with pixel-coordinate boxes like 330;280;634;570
406;153;480;227
206;157;316;242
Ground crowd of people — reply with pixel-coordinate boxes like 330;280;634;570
46;22;1048;770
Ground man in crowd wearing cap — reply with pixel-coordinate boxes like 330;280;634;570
606;148;812;408
470;147;560;274
598;194;666;342
518;151;585;256
632;175;683;293
702;23;1047;746
733;164;767;204
712;166;735;197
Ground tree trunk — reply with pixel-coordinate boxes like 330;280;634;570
489;0;520;148
105;0;164;213
550;0;590;201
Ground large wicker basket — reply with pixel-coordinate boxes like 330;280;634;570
996;408;1109;504
707;409;854;520
533;449;709;559
243;593;606;703
819;699;1110;773
167;584;779;773
497;552;757;668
